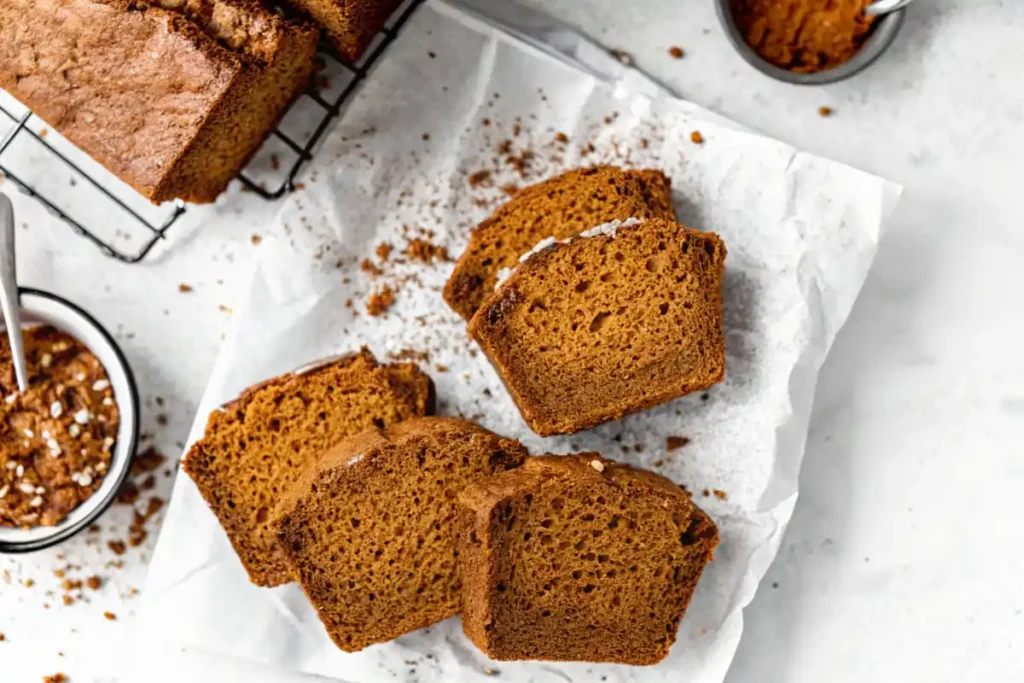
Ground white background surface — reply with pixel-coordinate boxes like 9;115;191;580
1;0;1022;681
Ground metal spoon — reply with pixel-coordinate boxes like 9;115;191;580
0;193;28;392
866;0;914;16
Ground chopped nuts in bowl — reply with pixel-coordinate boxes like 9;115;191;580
0;288;139;552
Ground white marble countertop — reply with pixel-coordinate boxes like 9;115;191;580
2;0;1022;681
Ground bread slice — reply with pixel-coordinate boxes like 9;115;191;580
183;349;434;586
444;166;677;321
278;0;405;62
273;417;528;652
456;454;719;665
468;217;726;436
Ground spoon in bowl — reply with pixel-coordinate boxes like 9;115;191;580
0;193;29;392
866;0;914;15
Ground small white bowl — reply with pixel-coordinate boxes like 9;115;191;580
0;288;139;552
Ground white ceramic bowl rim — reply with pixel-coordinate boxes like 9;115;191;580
0;288;140;552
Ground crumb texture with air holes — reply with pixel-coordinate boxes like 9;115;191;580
273;416;527;652
468;217;726;436
456;454;719;665
183;349;434;587
444;166;676;321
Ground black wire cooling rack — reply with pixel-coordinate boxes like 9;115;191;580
0;0;425;264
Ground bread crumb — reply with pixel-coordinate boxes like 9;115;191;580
367;286;396;317
500;184;518;197
468;170;492;187
404;238;449;263
669;46;684;59
107;540;126;556
554;132;569;144
375;242;393;261
103;611;116;621
819;106;833;117
0;632;5;641
360;258;382;277
713;489;728;500
42;674;67;683
86;576;102;590
178;283;193;293
590;459;605;473
666;436;690;451
250;234;262;245
690;131;704;144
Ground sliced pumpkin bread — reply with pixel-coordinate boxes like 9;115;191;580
469;217;726;436
273;416;527;652
444;166;677;321
183;349;434;587
456;454;719;665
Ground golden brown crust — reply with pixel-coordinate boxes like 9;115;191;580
444;166;677;322
273;416;527;652
469;218;726;436
279;0;405;62
0;0;318;204
457;454;719;665
183;349;434;586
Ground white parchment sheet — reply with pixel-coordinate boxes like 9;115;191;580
140;1;901;681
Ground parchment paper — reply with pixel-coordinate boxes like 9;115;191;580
140;1;901;681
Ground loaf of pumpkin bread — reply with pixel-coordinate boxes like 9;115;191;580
0;0;318;204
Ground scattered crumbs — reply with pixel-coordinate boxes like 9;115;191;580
422;133;431;141
435;365;449;373
375;242;393;261
404;238;449;263
702;488;710;497
669;46;685;59
428;51;437;59
497;139;513;155
218;304;233;314
666;436;690;452
819;106;833;117
367;286;396;317
25;578;35;587
468;169;492;188
701;392;710;401
608;48;635;66
42;675;67;683
116;481;139;505
250;234;263;245
0;632;4;641
86;576;102;590
481;118;491;127
103;611;116;621
156;414;168;426
713;489;728;501
178;283;193;293
269;153;280;171
388;349;430;363
483;668;499;677
107;540;126;556
690;131;704;144
88;524;100;533
554;132;569;144
294;182;305;191
500;183;518;197
344;298;353;309
38;128;48;138
772;582;779;589
360;258;383;277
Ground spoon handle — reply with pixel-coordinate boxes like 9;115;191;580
0;194;28;392
866;0;914;16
